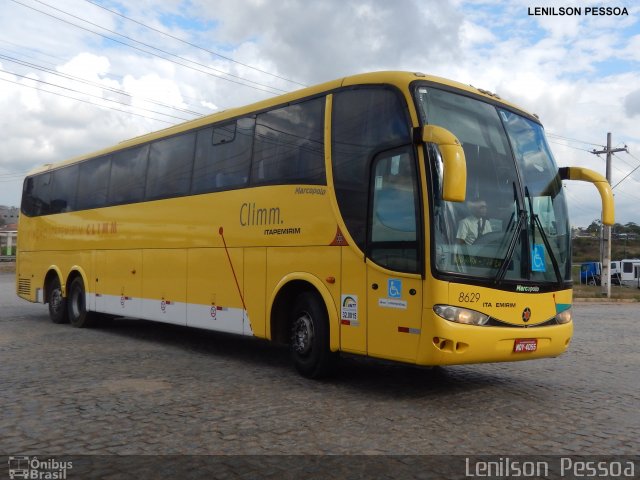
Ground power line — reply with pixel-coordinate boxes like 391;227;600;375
0;172;29;179
613;189;640;202
564;189;600;216
1;68;192;121
0;53;207;117
0;39;215;110
547;139;593;153
626;151;640;164
546;131;604;148
31;0;289;94
0;76;176;125
0;38;62;70
612;163;640;190
83;0;308;89
614;152;639;169
9;0;286;96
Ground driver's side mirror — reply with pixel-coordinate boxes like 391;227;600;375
559;167;615;225
422;125;466;202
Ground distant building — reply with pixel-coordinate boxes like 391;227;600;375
0;224;17;257
0;206;19;225
571;227;594;239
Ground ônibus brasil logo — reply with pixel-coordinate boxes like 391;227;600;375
8;456;72;479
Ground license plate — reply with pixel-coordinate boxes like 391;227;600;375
513;338;537;353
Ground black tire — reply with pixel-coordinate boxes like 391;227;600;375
67;277;95;328
48;276;68;324
290;291;337;378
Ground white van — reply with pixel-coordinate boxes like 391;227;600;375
618;259;640;286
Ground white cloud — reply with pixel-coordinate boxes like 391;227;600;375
460;20;497;48
624;89;640;117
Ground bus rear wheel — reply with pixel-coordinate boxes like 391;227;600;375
290;291;336;378
48;276;68;324
67;277;95;328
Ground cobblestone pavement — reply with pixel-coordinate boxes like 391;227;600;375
1;272;638;476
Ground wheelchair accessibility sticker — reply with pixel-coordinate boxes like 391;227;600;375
531;244;546;272
379;279;407;309
388;279;402;298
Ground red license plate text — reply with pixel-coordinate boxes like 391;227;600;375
513;338;537;353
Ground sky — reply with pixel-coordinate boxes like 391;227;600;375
0;0;638;228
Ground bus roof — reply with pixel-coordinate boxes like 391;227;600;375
25;71;537;176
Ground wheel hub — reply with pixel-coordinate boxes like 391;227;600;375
292;313;314;355
51;289;62;313
70;288;82;318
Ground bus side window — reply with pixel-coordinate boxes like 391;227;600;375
108;145;149;206
192;117;254;194
21;173;52;217
332;87;411;251
369;150;420;273
50;164;80;214
77;156;111;211
251;97;325;186
213;122;236;145
146;132;196;201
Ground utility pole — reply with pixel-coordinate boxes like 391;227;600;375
591;133;627;298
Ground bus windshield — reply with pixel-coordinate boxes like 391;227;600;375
416;86;571;285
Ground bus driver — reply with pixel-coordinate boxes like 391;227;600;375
456;199;493;245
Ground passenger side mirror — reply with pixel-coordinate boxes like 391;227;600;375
422;125;466;202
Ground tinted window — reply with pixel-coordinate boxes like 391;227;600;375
252;97;325;185
146;133;195;200
369;149;420;273
77;156;111;210
50;165;79;213
213;122;236;145
332;88;411;250
21;173;52;216
108;145;149;205
192;118;254;194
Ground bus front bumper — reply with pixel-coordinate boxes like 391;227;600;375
416;311;573;366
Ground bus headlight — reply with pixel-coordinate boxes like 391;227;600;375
555;308;572;324
434;305;490;326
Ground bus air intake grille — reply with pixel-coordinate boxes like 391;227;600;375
18;278;31;296
485;316;559;328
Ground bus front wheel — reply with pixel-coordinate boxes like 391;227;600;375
67;277;95;328
290;291;336;378
48;276;68;324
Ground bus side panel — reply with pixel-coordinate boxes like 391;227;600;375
17;249;92;304
266;246;341;338
186;248;247;335
16;250;39;302
141;249;187;326
94;250;142;318
243;247;267;338
339;246;367;354
67;250;93;292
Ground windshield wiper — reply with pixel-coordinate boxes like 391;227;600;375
524;187;563;286
494;209;525;284
494;182;524;284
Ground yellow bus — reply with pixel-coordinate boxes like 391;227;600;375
16;71;614;377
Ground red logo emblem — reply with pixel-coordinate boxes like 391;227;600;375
522;307;531;322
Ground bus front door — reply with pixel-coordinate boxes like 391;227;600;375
366;266;422;363
365;150;423;363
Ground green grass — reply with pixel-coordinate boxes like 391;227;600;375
572;283;640;300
